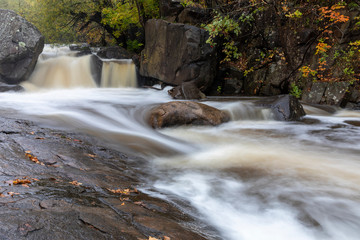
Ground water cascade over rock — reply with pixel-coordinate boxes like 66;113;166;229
101;60;137;88
21;48;137;91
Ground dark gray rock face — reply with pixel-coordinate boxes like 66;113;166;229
168;81;206;99
97;46;132;59
140;19;216;99
177;7;210;25
256;95;306;121
148;101;230;128
0;9;44;84
0;82;24;92
302;82;351;106
89;55;103;86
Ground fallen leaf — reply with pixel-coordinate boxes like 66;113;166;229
121;202;125;206
163;236;171;240
13;179;31;185
107;187;139;195
7;192;20;197
148;237;159;240
86;154;96;158
69;180;82;186
25;151;45;165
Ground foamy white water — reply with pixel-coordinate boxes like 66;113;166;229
1;46;360;239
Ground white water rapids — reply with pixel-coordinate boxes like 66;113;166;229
0;46;360;239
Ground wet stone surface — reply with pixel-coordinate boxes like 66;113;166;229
0;115;208;240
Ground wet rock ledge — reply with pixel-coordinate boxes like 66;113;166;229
0;114;209;240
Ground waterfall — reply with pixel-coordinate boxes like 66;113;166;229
21;46;137;91
100;60;137;88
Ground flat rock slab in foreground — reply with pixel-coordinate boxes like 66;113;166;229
148;101;230;128
0;115;207;240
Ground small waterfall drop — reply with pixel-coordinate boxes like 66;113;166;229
21;46;137;91
22;55;97;91
100;60;137;88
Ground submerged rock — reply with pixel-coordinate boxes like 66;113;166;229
0;82;24;92
256;95;306;121
0;9;44;84
148;101;230;128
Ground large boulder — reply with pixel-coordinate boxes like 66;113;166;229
148;101;230;128
302;82;351;106
140;19;216;99
256;95;306;121
0;9;44;84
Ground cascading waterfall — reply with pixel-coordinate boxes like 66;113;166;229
21;46;137;91
1;46;360;240
101;60;137;88
21;55;97;90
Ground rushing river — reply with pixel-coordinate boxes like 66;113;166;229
0;46;360;240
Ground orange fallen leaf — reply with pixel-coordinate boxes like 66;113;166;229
69;180;82;186
13;179;31;185
25;151;45;165
121;202;125;206
7;192;20;197
163;237;171;240
86;154;96;158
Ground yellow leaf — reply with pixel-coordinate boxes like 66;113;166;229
148;237;159;240
69;181;82;186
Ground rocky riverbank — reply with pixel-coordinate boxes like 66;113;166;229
0;112;209;240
